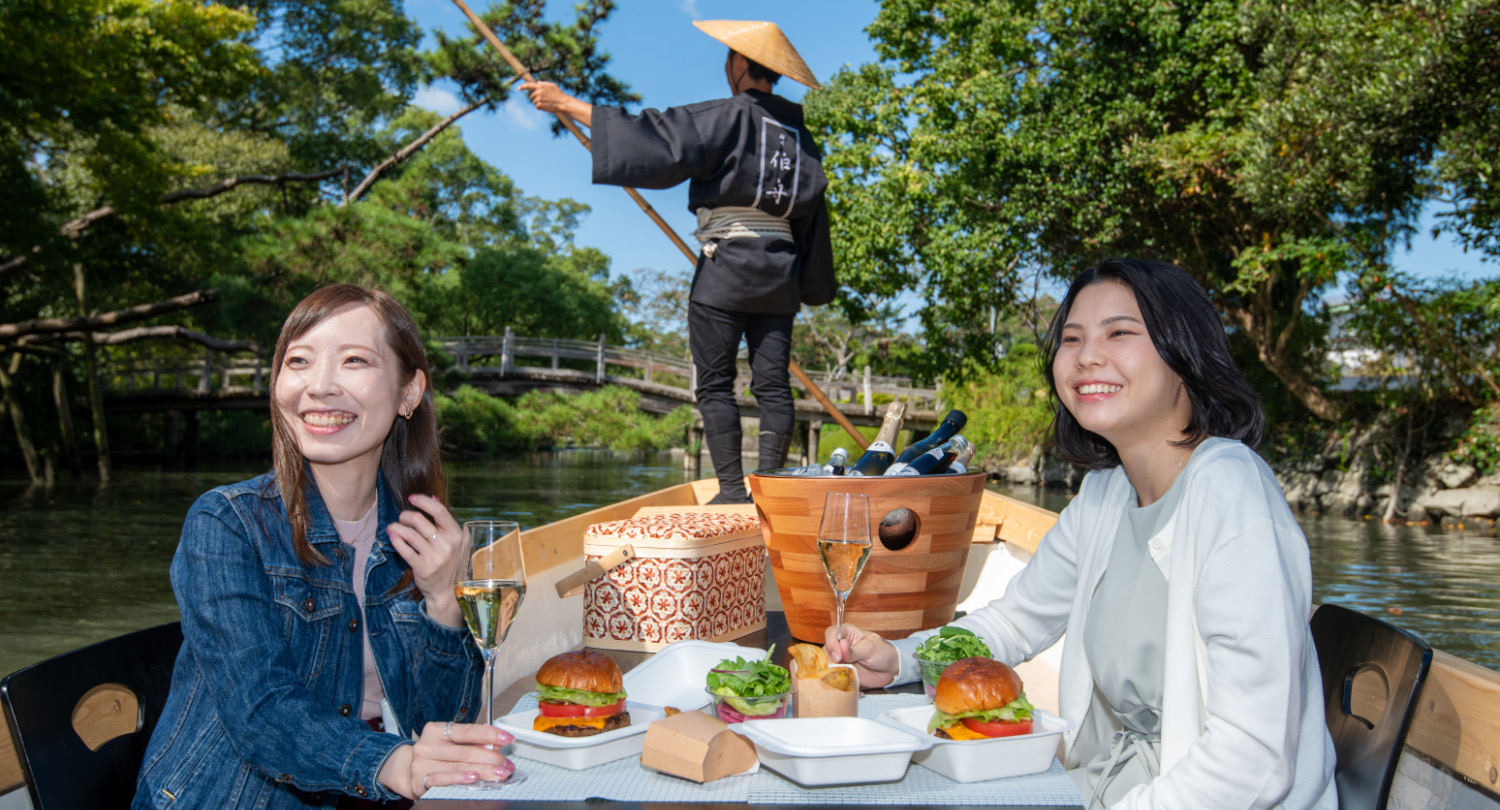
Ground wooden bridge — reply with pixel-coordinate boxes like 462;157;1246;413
104;331;947;455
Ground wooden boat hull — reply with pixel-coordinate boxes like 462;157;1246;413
3;483;1498;809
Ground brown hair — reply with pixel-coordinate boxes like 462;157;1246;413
269;284;446;587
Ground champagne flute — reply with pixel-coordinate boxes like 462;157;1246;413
818;492;873;638
458;520;527;786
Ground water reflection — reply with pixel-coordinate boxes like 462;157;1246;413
1;459;1497;678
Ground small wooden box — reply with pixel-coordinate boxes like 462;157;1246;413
583;505;765;652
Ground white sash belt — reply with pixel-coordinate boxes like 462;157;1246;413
693;206;793;258
1086;729;1162;809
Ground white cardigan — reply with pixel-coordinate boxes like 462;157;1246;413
893;439;1337;809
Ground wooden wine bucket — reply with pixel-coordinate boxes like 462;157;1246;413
747;471;987;642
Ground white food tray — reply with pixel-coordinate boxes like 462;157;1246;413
495;640;766;770
734;716;931;786
496;703;665;769
879;705;1071;783
621;639;766;711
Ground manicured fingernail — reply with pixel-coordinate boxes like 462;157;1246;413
496;730;514;745
462;772;479;782
495;763;515;779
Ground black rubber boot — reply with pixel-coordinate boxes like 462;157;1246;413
704;425;751;504
756;430;792;472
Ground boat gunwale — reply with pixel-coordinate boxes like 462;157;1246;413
4;486;1500;806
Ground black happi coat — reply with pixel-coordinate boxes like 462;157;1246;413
591;89;835;315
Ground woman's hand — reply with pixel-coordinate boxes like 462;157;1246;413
378;722;515;798
824;623;899;688
388;493;465;627
518;81;593;127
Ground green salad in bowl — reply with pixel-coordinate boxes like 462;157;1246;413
705;647;792;723
914;627;992;697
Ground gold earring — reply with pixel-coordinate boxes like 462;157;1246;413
403;405;414;420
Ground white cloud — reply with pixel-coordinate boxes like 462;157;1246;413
504;97;546;131
678;0;700;19
413;85;463;116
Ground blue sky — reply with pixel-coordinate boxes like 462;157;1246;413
405;0;1490;314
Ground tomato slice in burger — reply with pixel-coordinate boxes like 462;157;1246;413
961;717;1033;738
537;699;625;718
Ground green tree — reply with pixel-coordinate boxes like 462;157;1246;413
0;0;639;478
0;0;260;270
808;0;1500;421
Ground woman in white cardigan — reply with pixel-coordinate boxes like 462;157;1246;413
827;259;1337;809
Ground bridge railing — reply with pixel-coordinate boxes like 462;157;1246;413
111;355;270;396
105;334;942;415
435;332;942;414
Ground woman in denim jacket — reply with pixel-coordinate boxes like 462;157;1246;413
134;285;513;809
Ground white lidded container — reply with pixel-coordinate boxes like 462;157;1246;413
494;639;764;769
625;639;765;711
879;705;1071;782
496;703;664;770
734;716;932;786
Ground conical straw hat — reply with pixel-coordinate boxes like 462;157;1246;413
693;20;821;90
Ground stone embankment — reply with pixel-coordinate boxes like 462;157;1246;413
987;409;1499;537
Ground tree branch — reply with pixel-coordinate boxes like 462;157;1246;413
0;290;213;341
17;324;259;354
156;168;346;206
5;169;347;278
0;255;29;284
343;96;491;205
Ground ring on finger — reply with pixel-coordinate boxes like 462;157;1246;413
430;532;438;541
443;720;454;741
421;774;431;792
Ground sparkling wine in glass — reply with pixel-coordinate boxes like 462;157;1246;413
818;492;873;636
458;520;527;786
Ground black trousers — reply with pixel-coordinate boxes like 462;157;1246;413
688;301;795;491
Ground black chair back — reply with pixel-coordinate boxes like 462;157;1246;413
1;622;183;810
1311;603;1432;810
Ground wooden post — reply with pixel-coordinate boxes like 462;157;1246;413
51;360;81;478
184;410;200;466
551;339;560;370
686;424;703;472
645;357;653;384
197;349;213;393
74;264;111;482
689;360;698;400
0;353;43;484
596;335;607;384
501;327;514;375
863;365;873;415
807;419;822;467
166;410;180;457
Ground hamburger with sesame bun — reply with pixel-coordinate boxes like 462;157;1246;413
927;656;1035;740
533;650;630;737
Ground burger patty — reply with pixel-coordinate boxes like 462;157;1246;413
542;710;631;737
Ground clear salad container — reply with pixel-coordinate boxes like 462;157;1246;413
917;657;951;698
705;687;791;724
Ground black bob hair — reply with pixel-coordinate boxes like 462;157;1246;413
1041;258;1266;470
728;48;781;85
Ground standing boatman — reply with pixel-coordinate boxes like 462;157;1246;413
521;20;835;504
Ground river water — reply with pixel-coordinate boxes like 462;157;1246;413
2;452;1498;677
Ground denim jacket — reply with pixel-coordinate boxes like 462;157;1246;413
133;471;483;809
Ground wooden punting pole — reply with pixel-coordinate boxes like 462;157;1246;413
450;0;870;451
